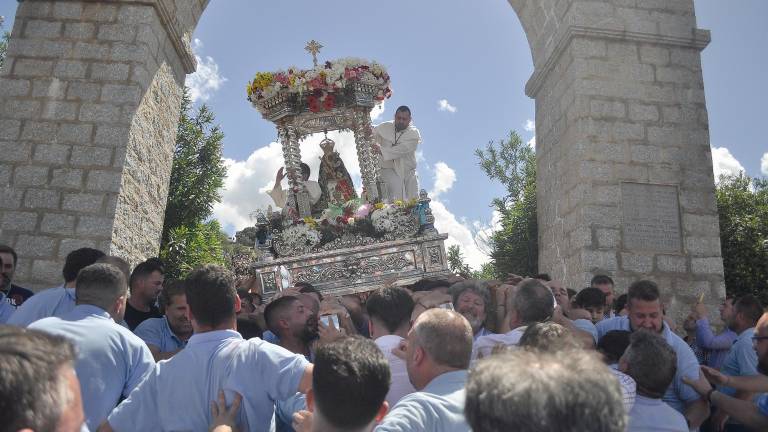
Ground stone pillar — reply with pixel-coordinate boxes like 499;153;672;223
528;1;724;320
0;0;205;289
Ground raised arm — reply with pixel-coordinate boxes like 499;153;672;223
695;318;735;350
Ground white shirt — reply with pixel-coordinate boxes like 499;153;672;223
375;335;416;407
268;180;321;209
373;121;420;172
472;327;526;360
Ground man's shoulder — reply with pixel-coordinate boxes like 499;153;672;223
134;317;166;332
9;284;34;299
27;315;63;330
374;120;394;131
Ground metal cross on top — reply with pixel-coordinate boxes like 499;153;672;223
305;40;323;67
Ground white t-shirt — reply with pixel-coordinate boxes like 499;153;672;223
375;335;416;407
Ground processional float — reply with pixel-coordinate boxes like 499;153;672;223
235;41;450;298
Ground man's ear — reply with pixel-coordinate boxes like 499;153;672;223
413;345;425;366
306;388;314;412
374;401;389;422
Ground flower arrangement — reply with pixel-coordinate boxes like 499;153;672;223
280;223;321;250
246;58;392;114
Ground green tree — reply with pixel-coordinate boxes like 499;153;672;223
0;17;10;70
447;245;473;278
475;131;538;277
161;88;227;244
159;88;228;277
716;174;768;303
160;220;226;280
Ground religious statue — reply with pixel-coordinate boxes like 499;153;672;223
317;137;358;211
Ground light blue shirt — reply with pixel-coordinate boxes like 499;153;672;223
28;304;155;430
572;318;598;344
627;395;688;432
7;285;73;327
719;327;758;396
0;292;16;323
473;326;493;341
107;330;310;432
375;370;470;432
134;317;187;353
597;316;701;414
695;318;737;369
758;393;768;417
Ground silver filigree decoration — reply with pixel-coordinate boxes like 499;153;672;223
427;246;442;265
293;253;413;284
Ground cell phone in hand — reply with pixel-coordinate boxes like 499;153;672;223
438;302;454;311
320;314;340;329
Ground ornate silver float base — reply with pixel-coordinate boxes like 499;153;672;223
245;234;450;298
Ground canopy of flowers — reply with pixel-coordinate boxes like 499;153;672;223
246;58;392;106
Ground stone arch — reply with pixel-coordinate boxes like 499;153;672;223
0;0;723;319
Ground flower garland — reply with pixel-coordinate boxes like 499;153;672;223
246;58;392;113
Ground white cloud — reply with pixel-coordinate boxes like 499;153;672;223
430;162;456;198
527;136;536;150
711;146;744;181
524;119;535;132
370;101;386;122
761;152;768;176
437;99;457;113
213;131;362;231
185;38;227;103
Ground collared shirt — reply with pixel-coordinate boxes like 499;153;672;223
7;285;72;327
695;318;737;369
134;317;187;353
719;327;758;397
627;395;688;431
375;335;416;406
572;318;599;344
0;292;16;323
608;364;636;412
107;330;310;432
29;304;155;430
5;283;35;307
597;316;701;414
473;326;493;341
375;370;470;432
472;327;525;360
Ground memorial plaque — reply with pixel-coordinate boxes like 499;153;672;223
621;182;682;252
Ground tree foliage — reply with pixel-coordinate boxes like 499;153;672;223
0;18;9;71
447;245;473;278
161;89;227;244
716;174;768;303
159;88;228;277
475;131;538;277
160;220;226;280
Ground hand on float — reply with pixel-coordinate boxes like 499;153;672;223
275;167;285;182
209;390;242;432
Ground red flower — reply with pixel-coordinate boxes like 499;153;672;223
322;93;335;111
307;95;320;112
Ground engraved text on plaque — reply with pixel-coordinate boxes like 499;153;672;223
621;183;682;252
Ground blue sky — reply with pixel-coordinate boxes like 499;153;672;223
1;0;766;269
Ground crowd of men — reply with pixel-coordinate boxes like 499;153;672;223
1;243;767;432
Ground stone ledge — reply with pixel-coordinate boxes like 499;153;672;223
526;25;711;98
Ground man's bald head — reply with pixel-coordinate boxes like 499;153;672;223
412;308;473;369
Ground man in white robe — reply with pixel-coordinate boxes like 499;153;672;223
268;163;322;209
373;106;420;201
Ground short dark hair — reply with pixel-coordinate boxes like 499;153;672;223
395;105;411;116
159;280;186;312
0;326;77;432
296;282;323;302
184;265;237;328
613;294;628;315
733;295;764;326
300;163;311;178
129;258;165;288
410;278;450;292
513;279;555;325
574;288;606;309
566;288;577;299
61;248;105;282
313;337;389;430
591;274;614;287
625;331;677;398
627;280;660;303
236;317;263;340
366;287;414;334
597;330;632;364
465;349;626;432
76;263;128;310
0;244;17;266
264;296;299;335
